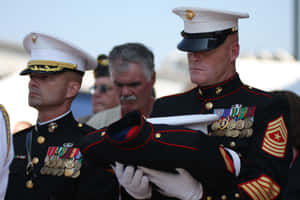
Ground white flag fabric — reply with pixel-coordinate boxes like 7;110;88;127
147;114;218;134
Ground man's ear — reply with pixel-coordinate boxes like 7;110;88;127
66;81;81;99
150;71;156;85
231;42;240;63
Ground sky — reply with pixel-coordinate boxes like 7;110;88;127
0;0;297;68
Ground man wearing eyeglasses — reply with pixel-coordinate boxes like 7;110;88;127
78;54;121;129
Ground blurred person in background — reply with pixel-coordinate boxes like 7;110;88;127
78;54;121;129
0;104;13;200
273;90;300;200
109;43;156;118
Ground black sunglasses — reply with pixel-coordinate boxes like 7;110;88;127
89;84;113;94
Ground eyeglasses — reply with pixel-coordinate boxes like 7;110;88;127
89;84;113;95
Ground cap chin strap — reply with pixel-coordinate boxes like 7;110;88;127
181;28;238;39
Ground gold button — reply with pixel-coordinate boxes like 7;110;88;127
101;131;106;136
238;153;242;158
230;141;236;148
206;196;212;200
208;132;212;136
216;87;223;95
198;88;203;96
248;86;253;89
37;136;45;144
221;194;227;200
205;102;213;110
78;123;83;127
32;157;39;165
234;193;240;198
155;133;161;138
26;180;34;189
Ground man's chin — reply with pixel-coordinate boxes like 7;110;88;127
121;105;138;116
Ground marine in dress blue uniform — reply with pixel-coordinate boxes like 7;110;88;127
5;33;118;200
150;7;293;200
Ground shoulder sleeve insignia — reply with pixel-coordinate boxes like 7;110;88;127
261;115;287;158
239;175;280;200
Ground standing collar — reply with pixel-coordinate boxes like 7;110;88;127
35;111;75;134
197;73;243;100
37;110;71;125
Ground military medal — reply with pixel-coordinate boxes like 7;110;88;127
57;169;65;176
225;130;232;137
211;121;219;131
215;130;225;137
64;168;73;177
242;128;253;137
236;120;245;130
231;130;240;138
244;118;253;129
72;170;80;179
228;119;236;129
40;166;48;175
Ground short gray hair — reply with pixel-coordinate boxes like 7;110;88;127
108;43;154;80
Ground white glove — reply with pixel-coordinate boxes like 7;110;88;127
140;167;203;200
112;162;152;199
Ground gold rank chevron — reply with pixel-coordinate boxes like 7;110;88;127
239;175;280;200
261;115;287;158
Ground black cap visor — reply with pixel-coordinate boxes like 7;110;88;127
177;37;226;52
177;28;237;52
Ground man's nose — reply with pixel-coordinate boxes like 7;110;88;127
29;76;38;87
121;86;132;96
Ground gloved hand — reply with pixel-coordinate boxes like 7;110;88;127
112;162;152;199
140;167;203;200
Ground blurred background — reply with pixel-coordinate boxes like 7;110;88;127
0;0;300;128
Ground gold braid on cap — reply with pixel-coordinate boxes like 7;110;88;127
27;60;77;72
0;104;11;164
97;58;109;66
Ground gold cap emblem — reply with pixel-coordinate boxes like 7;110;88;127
31;34;37;43
185;9;195;20
48;122;58;133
